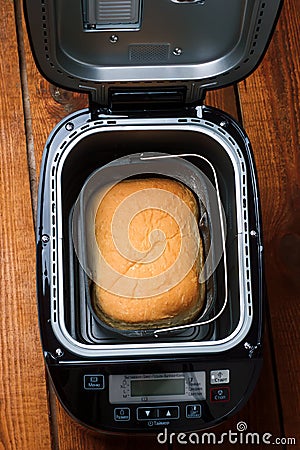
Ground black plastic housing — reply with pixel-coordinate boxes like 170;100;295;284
36;105;264;433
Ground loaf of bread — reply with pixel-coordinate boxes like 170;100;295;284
92;178;205;329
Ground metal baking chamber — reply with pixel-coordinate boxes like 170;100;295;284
37;106;262;359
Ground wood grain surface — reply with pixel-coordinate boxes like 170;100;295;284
0;1;52;449
0;0;298;448
239;0;300;443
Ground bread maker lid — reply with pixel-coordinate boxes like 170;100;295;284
24;0;282;104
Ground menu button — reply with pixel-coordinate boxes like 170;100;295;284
84;374;104;390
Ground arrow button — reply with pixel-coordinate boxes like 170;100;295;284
158;406;180;419
137;406;180;420
136;407;158;420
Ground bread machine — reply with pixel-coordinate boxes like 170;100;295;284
25;0;282;434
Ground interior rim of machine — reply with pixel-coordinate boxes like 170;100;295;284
47;117;253;358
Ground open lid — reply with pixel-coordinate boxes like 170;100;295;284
24;0;282;106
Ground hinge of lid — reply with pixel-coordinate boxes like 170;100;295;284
109;87;187;114
89;84;205;119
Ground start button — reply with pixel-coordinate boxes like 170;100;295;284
210;370;230;384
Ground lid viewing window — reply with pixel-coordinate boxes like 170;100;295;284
83;0;142;30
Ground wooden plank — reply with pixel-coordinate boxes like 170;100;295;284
238;0;300;444
206;86;241;120
0;1;52;449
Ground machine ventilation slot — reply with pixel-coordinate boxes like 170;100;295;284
97;0;137;21
51;149;58;323
41;1;50;62
248;1;266;57
129;44;170;63
202;0;267;81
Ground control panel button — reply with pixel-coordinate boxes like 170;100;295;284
210;370;230;384
114;407;130;421
186;404;202;419
137;407;158;420
158;406;179;419
84;374;105;390
137;406;180;421
210;387;230;403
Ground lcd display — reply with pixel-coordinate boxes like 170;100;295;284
131;378;185;397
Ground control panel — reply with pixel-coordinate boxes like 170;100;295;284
48;359;262;433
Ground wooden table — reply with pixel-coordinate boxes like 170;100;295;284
0;1;299;448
